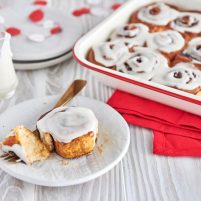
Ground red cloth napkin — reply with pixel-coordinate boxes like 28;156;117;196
107;90;201;157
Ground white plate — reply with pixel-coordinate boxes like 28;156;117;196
0;96;130;186
14;51;72;70
0;5;83;61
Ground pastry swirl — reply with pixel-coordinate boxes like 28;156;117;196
117;47;169;80
137;2;179;26
146;30;185;53
109;23;149;48
183;37;201;65
170;12;201;34
89;41;129;68
152;62;201;93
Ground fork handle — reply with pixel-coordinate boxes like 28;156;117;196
53;79;87;108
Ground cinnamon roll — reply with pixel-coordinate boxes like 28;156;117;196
129;2;179;32
117;47;169;80
1;126;50;165
174;37;201;69
170;12;201;38
87;41;129;70
109;23;149;49
146;30;185;61
152;62;201;94
37;106;98;159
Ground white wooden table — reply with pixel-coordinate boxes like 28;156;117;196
1;0;201;200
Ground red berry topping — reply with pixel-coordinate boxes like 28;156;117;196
111;3;121;10
72;7;91;17
51;26;62;35
29;9;44;22
33;1;47;6
6;27;21;36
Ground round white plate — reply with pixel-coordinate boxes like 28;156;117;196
13;51;72;70
0;96;130;186
0;5;83;61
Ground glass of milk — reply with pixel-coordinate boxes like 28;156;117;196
0;32;18;100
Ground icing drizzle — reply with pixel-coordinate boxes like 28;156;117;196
109;23;149;48
171;12;201;33
138;2;179;25
37;106;98;143
117;47;169;80
92;41;129;67
2;144;27;163
152;63;201;90
146;30;185;53
184;37;201;64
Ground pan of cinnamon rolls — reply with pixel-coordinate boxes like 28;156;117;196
86;1;201;96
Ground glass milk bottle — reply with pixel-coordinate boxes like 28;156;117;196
0;32;18;100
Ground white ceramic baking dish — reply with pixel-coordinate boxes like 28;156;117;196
73;0;201;116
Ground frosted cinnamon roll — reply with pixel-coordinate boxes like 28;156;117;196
152;62;201;94
174;37;201;69
146;30;185;60
129;2;179;32
117;47;169;80
170;12;201;38
87;41;129;70
109;23;149;49
37;106;98;159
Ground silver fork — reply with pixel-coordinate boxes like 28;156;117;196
0;80;87;163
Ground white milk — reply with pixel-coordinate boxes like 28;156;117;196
0;32;18;100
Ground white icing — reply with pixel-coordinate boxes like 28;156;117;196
28;34;46;43
183;37;201;64
2;144;28;164
86;0;101;6
91;7;109;16
152;62;201;90
42;20;56;29
37;106;98;143
109;23;149;48
138;2;179;25
93;41;129;67
117;47;169;80
171;12;201;33
146;30;185;53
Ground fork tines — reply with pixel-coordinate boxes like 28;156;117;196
0;152;20;163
